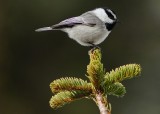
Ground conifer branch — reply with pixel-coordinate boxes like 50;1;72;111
87;49;105;90
49;48;142;114
103;82;126;97
104;64;141;85
49;90;92;109
95;93;110;114
50;77;93;93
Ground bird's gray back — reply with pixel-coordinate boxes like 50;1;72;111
80;11;104;26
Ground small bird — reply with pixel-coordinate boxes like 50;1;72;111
35;8;117;47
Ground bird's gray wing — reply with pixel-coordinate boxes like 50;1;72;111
52;16;96;29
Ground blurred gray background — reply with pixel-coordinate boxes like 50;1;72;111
0;0;160;114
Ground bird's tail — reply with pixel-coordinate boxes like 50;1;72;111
35;27;53;32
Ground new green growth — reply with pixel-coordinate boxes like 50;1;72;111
49;49;141;114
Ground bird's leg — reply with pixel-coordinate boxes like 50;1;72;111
88;43;101;54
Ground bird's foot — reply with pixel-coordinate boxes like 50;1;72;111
88;45;101;55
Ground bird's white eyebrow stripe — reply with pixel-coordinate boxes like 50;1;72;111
93;8;113;23
107;9;116;19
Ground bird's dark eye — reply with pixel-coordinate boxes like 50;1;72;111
104;9;116;20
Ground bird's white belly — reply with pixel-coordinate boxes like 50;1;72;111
66;25;110;46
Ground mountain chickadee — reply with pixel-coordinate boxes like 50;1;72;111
35;8;117;47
